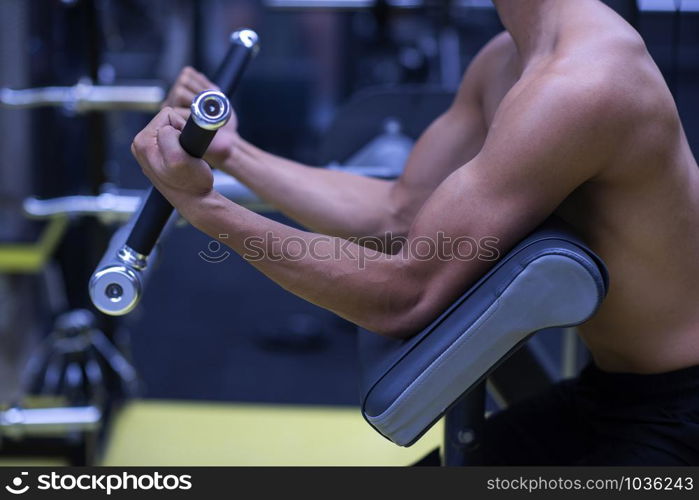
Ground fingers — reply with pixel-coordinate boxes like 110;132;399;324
163;86;197;107
130;105;213;199
172;107;191;122
156;121;213;196
163;66;222;108
131;107;187;171
163;86;197;109
187;67;218;91
163;67;200;107
178;67;208;93
143;107;186;133
156;122;190;170
164;107;187;131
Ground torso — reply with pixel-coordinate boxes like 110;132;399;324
473;3;699;373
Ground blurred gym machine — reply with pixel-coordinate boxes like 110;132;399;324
1;25;251;470
0;0;164;465
0;309;137;465
266;0;498;90
1;82;163;113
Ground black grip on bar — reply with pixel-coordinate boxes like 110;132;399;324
125;189;172;255
123;30;258;257
214;30;260;95
179;119;217;158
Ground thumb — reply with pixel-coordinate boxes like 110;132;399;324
172;107;191;123
156;123;193;170
163;107;188;132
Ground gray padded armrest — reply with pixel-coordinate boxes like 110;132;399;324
357;217;609;447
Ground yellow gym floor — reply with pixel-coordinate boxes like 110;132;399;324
102;400;443;466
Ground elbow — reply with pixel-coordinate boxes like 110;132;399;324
370;321;420;340
365;292;437;341
385;201;412;238
367;307;433;340
362;255;447;340
392;200;417;236
374;182;416;252
364;256;447;339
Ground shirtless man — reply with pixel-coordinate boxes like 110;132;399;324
131;0;699;464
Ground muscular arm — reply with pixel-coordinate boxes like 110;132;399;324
224;97;486;243
165;38;498;243
134;75;610;338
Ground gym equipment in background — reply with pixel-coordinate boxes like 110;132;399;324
1;26;260;466
0;309;139;465
0;82;164;113
264;0;488;89
89;30;259;316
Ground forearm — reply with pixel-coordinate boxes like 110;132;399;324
219;135;401;241
180;190;418;335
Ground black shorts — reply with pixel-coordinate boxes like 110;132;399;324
483;361;699;465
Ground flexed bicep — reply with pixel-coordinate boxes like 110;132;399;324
390;77;611;337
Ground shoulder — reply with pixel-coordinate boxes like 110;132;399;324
497;64;652;148
476;72;624;185
543;31;675;134
493;73;607;138
466;31;518;88
479;31;518;61
477;31;517;61
449;31;518;115
472;31;674;182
